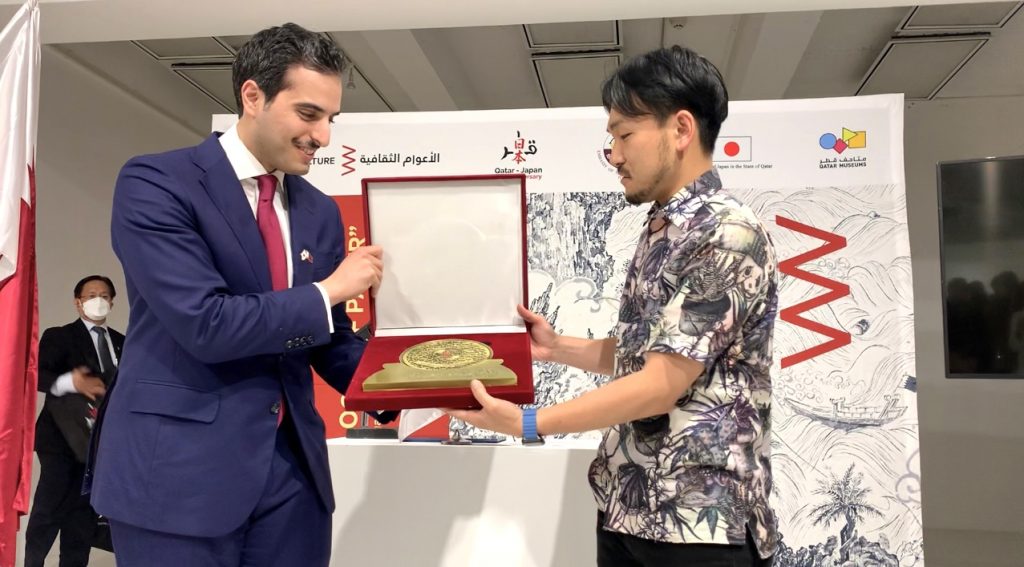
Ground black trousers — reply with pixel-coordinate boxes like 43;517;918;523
596;512;773;567
24;451;96;567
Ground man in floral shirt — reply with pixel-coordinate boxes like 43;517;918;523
449;45;777;566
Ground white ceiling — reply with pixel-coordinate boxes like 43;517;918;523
10;1;1024;137
0;0;1005;43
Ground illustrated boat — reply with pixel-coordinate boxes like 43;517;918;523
785;394;906;430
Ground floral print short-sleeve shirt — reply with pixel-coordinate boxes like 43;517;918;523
588;167;779;559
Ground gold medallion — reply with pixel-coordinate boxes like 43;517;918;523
399;339;493;370
363;338;517;391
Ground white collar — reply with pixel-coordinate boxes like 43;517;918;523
219;124;286;186
81;318;106;332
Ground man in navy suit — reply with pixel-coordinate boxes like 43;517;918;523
90;23;383;566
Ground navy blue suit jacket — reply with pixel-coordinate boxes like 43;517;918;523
91;134;364;537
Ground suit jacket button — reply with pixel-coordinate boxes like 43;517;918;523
286;340;294;349
270;401;281;415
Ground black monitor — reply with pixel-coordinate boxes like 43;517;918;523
938;155;1024;378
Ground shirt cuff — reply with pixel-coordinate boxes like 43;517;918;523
50;372;76;397
312;282;335;334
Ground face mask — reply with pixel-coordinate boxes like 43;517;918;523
82;297;111;320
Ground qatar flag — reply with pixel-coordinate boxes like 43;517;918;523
0;1;40;565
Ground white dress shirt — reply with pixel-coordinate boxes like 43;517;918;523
49;318;121;397
218;125;335;333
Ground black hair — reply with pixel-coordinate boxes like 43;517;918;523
74;275;116;299
232;22;345;116
602;45;729;155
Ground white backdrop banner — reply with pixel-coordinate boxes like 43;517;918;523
217;94;922;566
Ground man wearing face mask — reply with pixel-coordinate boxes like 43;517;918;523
25;275;124;567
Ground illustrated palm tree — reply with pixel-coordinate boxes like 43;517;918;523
810;464;883;562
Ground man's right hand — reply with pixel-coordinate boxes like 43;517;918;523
321;245;384;305
72;366;106;401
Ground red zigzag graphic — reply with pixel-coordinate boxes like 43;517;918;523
775;215;851;368
340;145;357;176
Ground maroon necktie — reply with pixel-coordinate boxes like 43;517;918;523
255;174;287;426
255;174;288;292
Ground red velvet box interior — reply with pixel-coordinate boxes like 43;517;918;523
343;174;532;411
344;331;534;411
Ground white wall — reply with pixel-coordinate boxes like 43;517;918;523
904;94;1024;566
34;46;201;332
18;45;201;567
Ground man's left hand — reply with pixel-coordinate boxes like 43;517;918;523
445;380;523;437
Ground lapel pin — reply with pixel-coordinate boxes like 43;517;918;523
300;249;313;263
